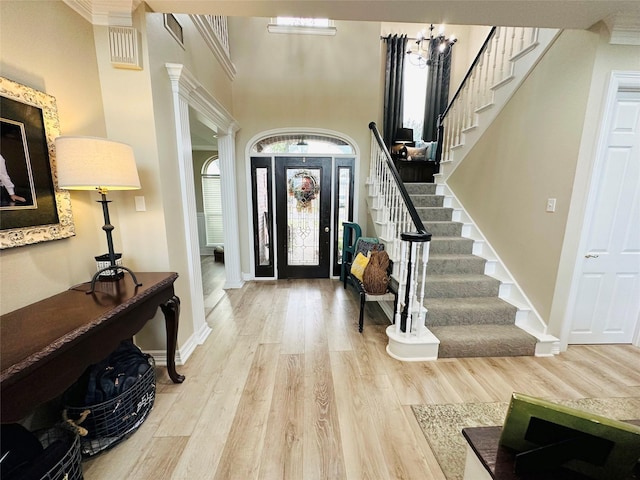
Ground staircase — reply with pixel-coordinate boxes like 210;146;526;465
406;183;537;358
368;26;562;361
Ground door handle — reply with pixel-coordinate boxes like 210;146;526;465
324;227;330;233
585;254;599;258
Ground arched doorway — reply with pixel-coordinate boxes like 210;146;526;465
248;132;358;279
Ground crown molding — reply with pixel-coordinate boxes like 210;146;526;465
62;0;142;26
603;13;640;45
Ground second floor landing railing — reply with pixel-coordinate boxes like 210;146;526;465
368;122;432;339
437;27;541;165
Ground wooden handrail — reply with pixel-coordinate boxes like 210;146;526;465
368;122;431;241
440;27;497;122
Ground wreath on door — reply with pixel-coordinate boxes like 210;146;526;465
288;171;320;211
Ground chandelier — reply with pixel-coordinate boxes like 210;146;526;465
406;24;457;68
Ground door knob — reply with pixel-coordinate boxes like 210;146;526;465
324;227;330;233
585;254;599;258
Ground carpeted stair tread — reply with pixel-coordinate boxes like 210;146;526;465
405;183;437;195
424;274;501;298
429;237;474;254
397;182;537;358
426;297;518;326
417;206;453;222
410;195;444;208
423;221;463;237
427;254;486;275
430;324;537;358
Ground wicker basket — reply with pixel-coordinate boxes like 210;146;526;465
36;425;83;480
65;356;156;457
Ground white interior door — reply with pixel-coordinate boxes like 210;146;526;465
568;80;640;344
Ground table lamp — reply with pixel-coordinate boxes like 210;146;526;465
55;136;142;293
394;127;414;159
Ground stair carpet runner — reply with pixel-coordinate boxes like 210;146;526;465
405;183;537;358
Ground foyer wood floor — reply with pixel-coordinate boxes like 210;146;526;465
83;279;640;480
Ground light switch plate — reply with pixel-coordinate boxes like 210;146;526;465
546;198;556;213
135;196;146;212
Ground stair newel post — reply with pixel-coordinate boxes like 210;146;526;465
436;114;444;164
395;238;409;335
400;238;414;334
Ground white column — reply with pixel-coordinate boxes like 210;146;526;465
217;132;243;288
166;64;211;344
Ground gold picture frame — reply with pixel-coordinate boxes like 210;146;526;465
0;77;75;248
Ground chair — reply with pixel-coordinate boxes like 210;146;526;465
341;222;398;333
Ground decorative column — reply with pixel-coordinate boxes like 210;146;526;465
166;63;211;345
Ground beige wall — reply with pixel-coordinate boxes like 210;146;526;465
230;18;383;273
448;29;599;321
0;2;235;353
0;1;107;314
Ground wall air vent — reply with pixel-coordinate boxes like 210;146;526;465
108;26;142;70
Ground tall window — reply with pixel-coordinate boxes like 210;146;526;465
202;158;223;246
403;61;429;143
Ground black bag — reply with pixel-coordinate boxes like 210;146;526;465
66;340;151;407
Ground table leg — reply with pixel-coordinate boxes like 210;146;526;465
160;295;185;383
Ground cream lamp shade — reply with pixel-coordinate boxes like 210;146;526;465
55;136;140;191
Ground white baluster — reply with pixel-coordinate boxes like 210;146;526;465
499;27;507;84
518;27;525;54
509;27;516;61
417;240;430;335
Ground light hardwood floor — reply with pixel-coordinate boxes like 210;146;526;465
83;279;640;479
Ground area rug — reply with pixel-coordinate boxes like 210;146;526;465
412;397;640;480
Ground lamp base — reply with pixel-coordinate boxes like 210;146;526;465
94;253;124;280
86;265;142;294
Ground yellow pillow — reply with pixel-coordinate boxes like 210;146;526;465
350;252;370;282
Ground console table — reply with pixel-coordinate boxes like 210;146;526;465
394;158;439;183
0;272;184;423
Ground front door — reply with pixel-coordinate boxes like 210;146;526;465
275;157;331;278
568;81;640;344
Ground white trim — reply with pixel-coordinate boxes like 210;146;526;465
244;127;360;280
145;329;199;366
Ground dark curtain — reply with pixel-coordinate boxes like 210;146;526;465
383;34;408;147
422;40;454;142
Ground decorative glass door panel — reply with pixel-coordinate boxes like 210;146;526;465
250;157;274;277
276;157;331;278
333;159;354;276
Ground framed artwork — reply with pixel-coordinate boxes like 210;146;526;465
0;77;75;248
